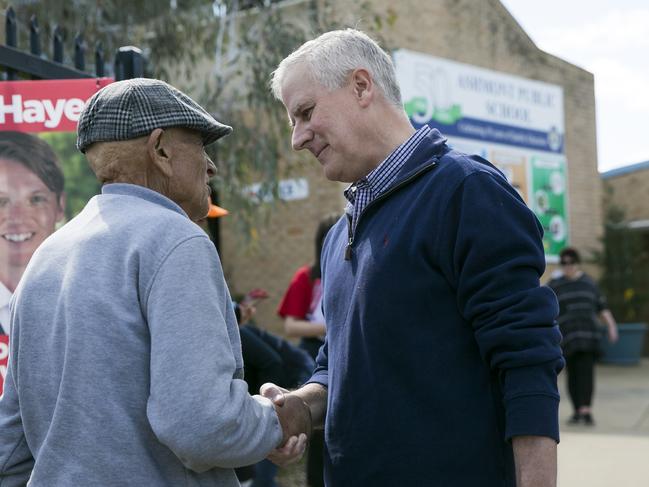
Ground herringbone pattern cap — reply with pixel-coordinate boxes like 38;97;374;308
77;78;232;152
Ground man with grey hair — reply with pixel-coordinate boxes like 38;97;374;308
0;78;309;486
262;29;563;487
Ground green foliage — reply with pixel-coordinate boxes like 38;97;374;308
595;183;649;323
199;0;399;238
38;132;100;220
203;4;315;238
4;0;398;237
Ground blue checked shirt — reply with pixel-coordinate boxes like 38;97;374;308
344;125;431;235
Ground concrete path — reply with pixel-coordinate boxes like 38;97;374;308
558;359;649;486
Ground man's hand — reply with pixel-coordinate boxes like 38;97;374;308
261;383;312;442
261;382;312;465
513;435;557;487
266;432;308;466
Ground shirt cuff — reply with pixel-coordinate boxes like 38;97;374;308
505;393;560;443
305;370;328;389
254;395;284;448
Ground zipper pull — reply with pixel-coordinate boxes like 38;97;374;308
345;212;354;261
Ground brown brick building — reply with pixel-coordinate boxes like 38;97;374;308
602;161;649;227
217;0;602;334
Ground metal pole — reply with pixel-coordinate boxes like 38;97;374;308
5;6;17;80
95;41;105;77
29;15;41;80
74;33;86;71
53;25;64;63
114;46;144;81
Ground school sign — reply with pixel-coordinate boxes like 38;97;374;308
394;49;568;261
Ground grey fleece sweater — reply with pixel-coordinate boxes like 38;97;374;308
0;183;282;486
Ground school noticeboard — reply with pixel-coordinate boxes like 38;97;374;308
0;78;113;394
394;49;568;261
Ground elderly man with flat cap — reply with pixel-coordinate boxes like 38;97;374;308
0;78;309;486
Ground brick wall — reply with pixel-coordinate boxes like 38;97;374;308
604;169;649;222
220;159;346;336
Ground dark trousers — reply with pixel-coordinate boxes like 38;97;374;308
306;429;325;487
300;338;325;487
566;351;596;411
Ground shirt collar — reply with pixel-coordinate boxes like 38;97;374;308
344;125;431;204
0;281;11;308
102;183;188;218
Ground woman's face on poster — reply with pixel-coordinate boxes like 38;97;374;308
0;157;64;269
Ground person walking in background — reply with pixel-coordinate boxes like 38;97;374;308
0;132;66;336
262;28;563;487
277;213;338;487
547;247;619;426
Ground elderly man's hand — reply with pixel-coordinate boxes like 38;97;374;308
261;382;312;465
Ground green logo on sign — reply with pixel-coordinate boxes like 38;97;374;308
404;97;462;125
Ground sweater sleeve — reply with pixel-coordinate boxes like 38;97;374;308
437;170;564;442
307;336;329;388
0;351;34;485
144;236;282;472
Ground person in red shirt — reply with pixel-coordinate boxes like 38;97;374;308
277;213;338;360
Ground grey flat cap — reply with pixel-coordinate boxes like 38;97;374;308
76;78;232;152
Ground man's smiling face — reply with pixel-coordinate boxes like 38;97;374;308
0;157;64;270
281;63;370;183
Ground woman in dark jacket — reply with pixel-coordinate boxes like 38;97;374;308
547;247;618;425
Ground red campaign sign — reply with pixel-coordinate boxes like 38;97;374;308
0;335;8;396
0;78;114;133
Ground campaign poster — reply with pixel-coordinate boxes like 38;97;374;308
0;78;112;394
0;335;7;395
530;155;568;256
394;49;568;262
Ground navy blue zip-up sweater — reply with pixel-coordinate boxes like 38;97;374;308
309;130;563;486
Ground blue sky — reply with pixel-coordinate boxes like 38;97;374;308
500;0;649;171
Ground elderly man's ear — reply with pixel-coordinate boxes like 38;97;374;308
146;128;173;178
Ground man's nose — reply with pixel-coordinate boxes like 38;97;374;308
291;123;312;151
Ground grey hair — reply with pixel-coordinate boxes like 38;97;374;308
270;29;402;107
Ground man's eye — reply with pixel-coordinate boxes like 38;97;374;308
303;107;314;120
0;198;8;208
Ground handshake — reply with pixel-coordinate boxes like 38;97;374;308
260;382;315;466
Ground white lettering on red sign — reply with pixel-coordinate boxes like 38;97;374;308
0;340;7;381
0;95;85;129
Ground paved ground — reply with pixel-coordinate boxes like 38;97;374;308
558;359;649;487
